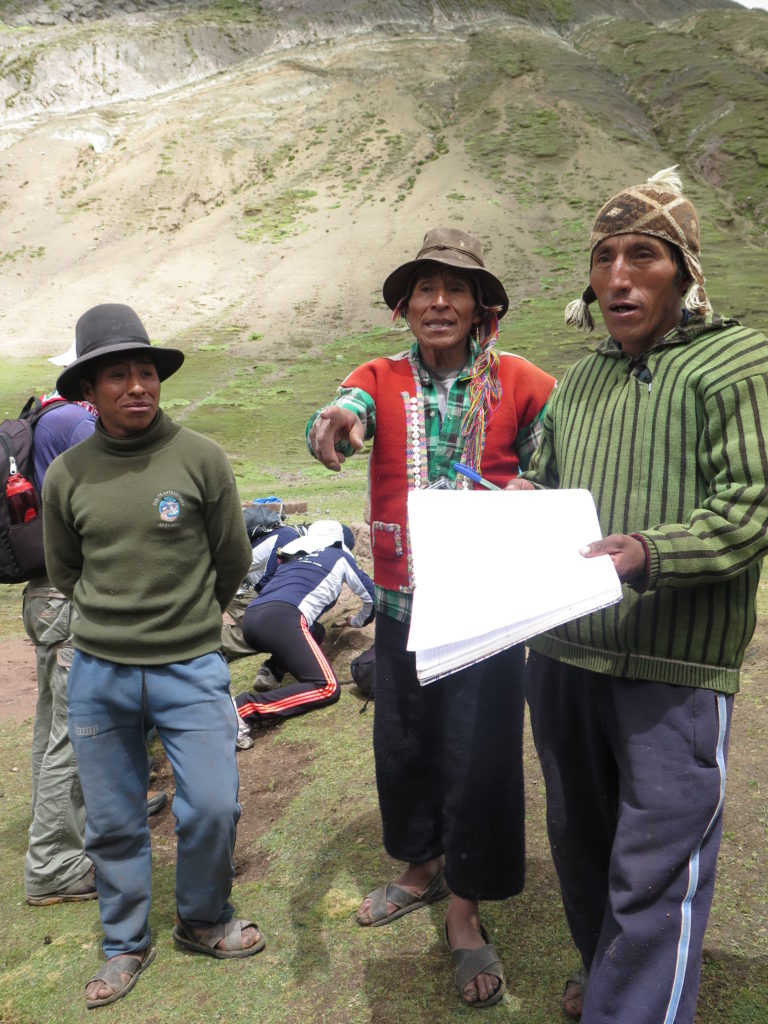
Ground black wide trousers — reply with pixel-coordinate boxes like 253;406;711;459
372;613;526;901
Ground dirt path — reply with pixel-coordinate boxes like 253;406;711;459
0;592;375;892
0;638;37;723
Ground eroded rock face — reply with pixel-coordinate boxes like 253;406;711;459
0;0;762;367
0;0;736;122
0;0;735;29
1;1;208;26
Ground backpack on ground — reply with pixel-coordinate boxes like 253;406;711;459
242;501;284;542
350;643;375;703
0;396;63;584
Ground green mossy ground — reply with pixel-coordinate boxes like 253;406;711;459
1;4;768;1022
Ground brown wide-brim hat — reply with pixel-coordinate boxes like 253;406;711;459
56;303;185;401
382;227;509;317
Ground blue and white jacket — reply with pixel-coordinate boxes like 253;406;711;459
250;543;375;629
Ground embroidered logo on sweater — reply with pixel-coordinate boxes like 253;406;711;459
153;490;184;525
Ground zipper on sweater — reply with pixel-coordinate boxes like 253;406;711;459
617;357;655;652
630;355;653;393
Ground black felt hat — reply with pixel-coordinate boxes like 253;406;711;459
56;303;184;400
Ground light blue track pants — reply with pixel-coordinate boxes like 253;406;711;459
68;650;240;958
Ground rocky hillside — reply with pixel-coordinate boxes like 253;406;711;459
0;0;765;366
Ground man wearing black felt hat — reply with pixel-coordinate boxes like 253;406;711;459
43;303;263;1009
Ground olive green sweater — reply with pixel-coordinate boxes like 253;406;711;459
42;410;251;665
524;313;768;693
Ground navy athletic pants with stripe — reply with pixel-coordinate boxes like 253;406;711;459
525;650;732;1024
236;601;339;722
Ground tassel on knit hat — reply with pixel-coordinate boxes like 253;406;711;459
565;166;711;331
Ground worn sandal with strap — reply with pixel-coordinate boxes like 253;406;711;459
172;916;266;959
85;946;156;1010
562;967;587;1019
358;866;450;927
447;923;506;1009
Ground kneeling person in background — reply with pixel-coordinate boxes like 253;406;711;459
221;520;309;689
233;520;374;748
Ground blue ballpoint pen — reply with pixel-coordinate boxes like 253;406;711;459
451;461;501;490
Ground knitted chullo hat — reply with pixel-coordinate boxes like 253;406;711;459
564;166;711;331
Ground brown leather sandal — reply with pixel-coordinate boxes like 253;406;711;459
447;923;506;1009
562;967;586;1019
85;946;156;1010
357;866;449;927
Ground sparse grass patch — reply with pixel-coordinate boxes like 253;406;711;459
1;245;44;262
505;106;569;159
239;190;318;243
0;583;24;642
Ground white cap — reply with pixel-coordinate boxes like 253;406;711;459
279;520;346;558
48;339;78;367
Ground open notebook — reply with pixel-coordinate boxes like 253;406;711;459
406;488;622;684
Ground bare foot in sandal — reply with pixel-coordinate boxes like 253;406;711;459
204;923;262;952
446;896;504;1006
562;967;586;1019
357;856;445;926
173;915;265;958
85;947;156;1008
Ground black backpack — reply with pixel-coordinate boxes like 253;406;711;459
350;643;376;703
242;503;284;542
0;397;63;584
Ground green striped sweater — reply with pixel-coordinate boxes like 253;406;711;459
525;313;768;693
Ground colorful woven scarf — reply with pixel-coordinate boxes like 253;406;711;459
392;300;503;473
460;307;502;472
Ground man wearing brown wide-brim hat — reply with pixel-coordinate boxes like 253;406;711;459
42;302;263;1009
381;227;510;317
306;228;555;1009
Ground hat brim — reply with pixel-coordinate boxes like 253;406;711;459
48;339;78;367
55;342;185;401
382;258;509;317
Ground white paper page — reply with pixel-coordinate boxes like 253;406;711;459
406;488;621;669
413;582;620;684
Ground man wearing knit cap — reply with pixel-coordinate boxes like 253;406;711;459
511;168;768;1023
42;304;262;1009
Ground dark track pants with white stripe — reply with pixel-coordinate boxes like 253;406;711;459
236;601;339;722
525;650;733;1024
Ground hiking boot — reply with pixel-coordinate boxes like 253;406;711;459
252;664;281;692
232;696;254;750
147;789;167;817
26;865;97;906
